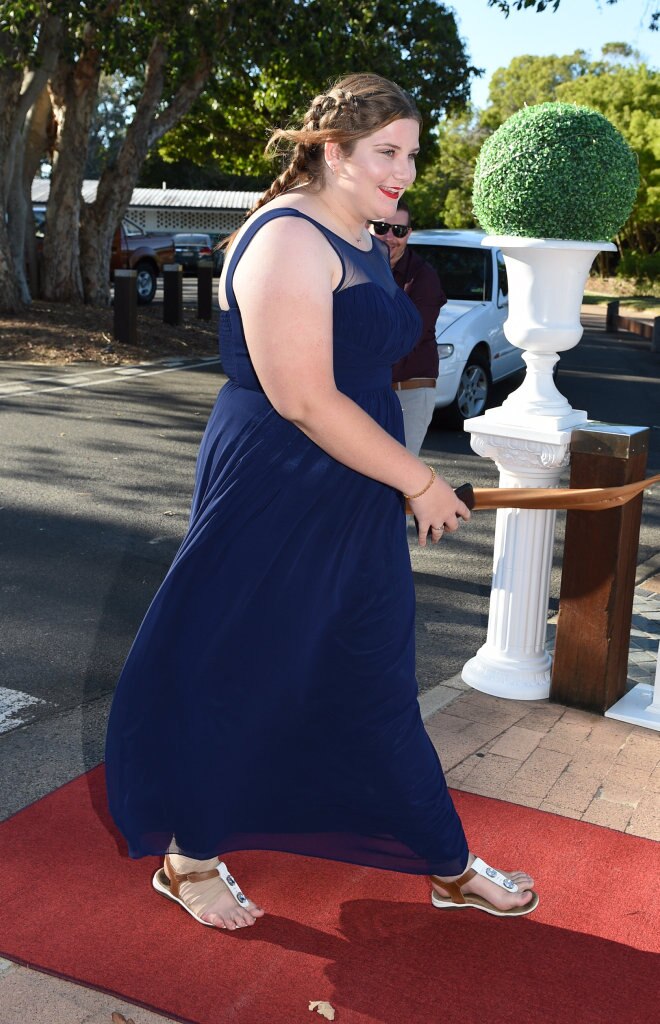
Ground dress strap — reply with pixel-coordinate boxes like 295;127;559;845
223;207;346;307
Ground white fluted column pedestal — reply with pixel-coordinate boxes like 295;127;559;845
462;419;579;700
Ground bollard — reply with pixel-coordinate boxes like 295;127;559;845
605;299;619;333
652;317;660;355
163;263;183;326
197;259;213;321
113;270;137;344
551;423;649;713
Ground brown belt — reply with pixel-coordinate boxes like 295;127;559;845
392;378;436;391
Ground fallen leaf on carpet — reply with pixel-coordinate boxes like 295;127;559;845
309;1000;336;1020
111;1014;136;1024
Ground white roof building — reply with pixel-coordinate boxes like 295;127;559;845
31;179;262;236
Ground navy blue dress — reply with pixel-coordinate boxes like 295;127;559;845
105;208;469;877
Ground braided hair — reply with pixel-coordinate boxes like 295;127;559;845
221;73;420;249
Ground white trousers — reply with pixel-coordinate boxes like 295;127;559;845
395;386;436;456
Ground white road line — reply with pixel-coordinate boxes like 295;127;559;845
0;356;222;399
0;686;48;734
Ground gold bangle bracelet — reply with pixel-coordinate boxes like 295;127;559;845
403;465;436;501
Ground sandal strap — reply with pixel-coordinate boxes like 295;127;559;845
218;861;249;906
471;857;519;893
164;856;250;907
430;870;473;905
430;857;519;905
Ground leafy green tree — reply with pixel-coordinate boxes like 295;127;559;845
408;108;488;227
557;61;659;258
481;51;590;128
153;0;478;178
2;0;477;308
84;72;132;178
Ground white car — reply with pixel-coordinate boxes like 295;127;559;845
407;229;525;426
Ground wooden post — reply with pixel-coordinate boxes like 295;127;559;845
605;299;619;332
163;263;183;326
113;269;137;344
652;317;660;355
551;424;650;712
197;259;213;321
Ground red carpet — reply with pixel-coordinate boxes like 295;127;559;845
0;767;657;1024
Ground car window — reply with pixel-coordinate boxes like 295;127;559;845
123;218;144;237
408;244;491;301
496;252;508;296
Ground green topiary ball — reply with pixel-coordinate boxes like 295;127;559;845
472;102;639;241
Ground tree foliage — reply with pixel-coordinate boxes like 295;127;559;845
154;0;478;177
556;62;660;254
409;45;658;278
486;0;659;31
481;50;590;127
0;0;478;309
408;46;589;228
408;108;487;227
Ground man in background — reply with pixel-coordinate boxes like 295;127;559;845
369;200;446;456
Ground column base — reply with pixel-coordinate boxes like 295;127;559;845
604;684;660;732
462;647;552;701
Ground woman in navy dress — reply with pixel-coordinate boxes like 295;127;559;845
105;74;537;929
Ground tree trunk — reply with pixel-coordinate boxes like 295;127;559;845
0;65;24;311
9;84;55;304
21;87;54;299
80;37;212;305
0;15;61;310
42;48;101;302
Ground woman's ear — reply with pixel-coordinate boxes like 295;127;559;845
324;141;343;175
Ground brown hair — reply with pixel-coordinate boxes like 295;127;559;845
220;73;421;250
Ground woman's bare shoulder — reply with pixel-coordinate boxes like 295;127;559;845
230;209;338;287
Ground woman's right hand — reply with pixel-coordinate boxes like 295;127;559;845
408;472;471;547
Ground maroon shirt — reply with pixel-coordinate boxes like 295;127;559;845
391;246;446;383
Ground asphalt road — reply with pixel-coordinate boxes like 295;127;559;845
0;314;658;818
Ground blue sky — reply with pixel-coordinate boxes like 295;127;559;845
452;0;660;110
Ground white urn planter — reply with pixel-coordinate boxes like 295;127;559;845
481;236;616;432
462;235;616;700
462;101;640;701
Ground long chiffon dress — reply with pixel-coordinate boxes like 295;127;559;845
105;208;469;877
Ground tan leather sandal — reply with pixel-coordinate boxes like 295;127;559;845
152;855;252;928
431;856;539;918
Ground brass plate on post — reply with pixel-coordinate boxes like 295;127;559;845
570;421;650;459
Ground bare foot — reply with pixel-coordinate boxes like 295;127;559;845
432;854;535;913
163;858;265;930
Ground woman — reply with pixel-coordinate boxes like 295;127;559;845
105;73;538;931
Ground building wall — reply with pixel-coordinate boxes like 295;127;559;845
127;207;245;235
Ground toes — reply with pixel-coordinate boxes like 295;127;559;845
202;913;227;929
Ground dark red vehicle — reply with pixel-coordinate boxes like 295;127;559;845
111;217;175;304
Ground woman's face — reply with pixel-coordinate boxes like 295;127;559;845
328;117;420;221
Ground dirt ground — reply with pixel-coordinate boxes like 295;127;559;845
0;277;655;367
0;299;219;365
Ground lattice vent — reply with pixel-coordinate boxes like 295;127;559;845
153;210;243;232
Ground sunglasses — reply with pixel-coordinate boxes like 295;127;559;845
369;221;410;239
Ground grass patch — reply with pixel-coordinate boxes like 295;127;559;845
583;292;660;314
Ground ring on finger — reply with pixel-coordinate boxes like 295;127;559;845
431;525;444;532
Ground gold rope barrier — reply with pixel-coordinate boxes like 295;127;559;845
406;475;660;515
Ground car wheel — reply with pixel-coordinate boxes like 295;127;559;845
135;261;157;304
446;351;490;427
